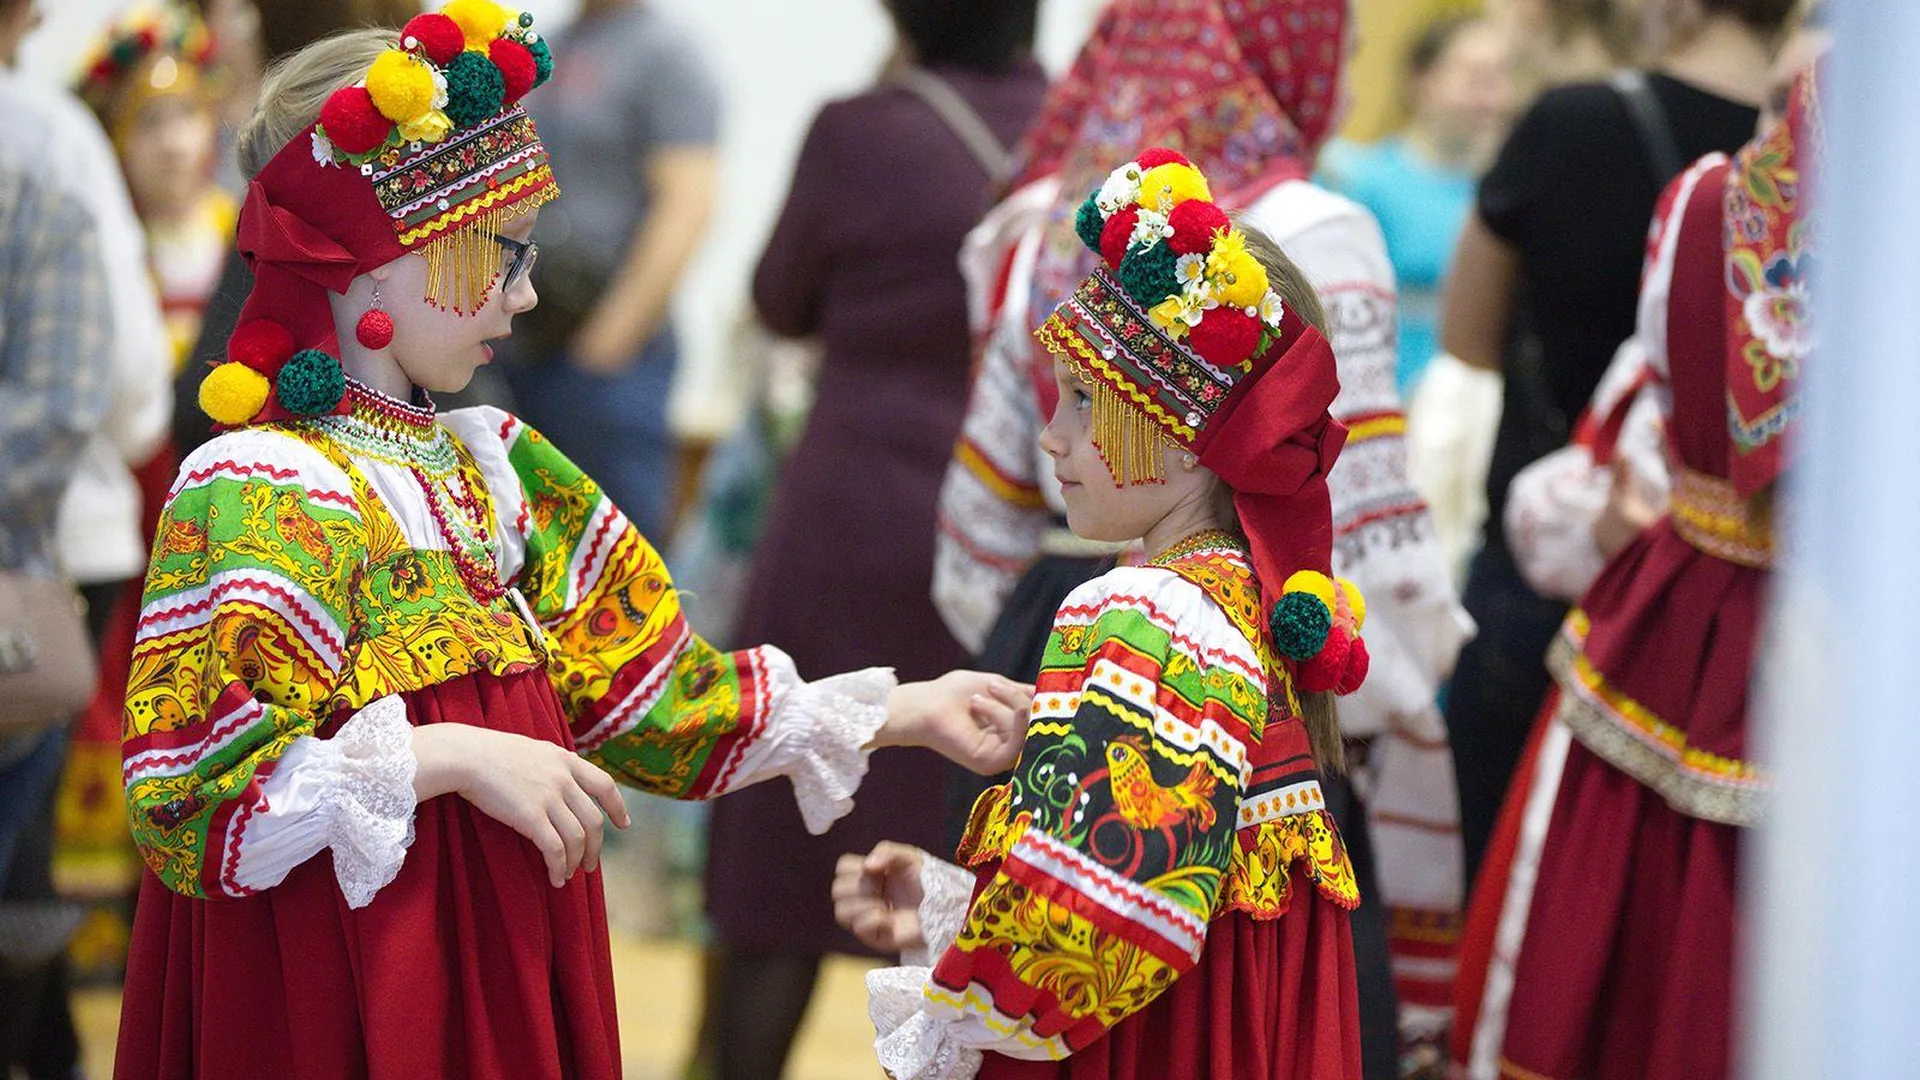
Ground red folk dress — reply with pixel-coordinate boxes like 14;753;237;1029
116;391;893;1078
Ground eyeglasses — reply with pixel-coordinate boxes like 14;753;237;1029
492;234;539;294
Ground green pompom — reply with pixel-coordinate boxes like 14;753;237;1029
1074;193;1105;254
527;36;554;87
1269;593;1333;661
276;349;346;416
444;50;506;128
1117;241;1181;308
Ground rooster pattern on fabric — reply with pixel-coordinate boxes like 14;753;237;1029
124;392;790;898
928;537;1357;1060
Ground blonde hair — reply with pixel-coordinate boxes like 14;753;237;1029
237;27;395;177
1226;219;1345;774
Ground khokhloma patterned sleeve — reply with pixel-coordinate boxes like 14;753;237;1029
446;407;896;833
124;431;414;908
873;567;1254;1077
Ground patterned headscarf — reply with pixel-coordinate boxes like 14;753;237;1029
1021;0;1348;413
1724;64;1822;497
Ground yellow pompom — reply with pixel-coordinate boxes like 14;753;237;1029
441;0;509;49
1334;578;1366;630
366;51;437;124
1283;570;1337;609
1207;230;1270;308
1136;163;1211;212
199;362;270;426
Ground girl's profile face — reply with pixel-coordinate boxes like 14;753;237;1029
373;209;540;394
1038;357;1214;543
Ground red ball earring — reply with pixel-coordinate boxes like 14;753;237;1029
356;282;394;350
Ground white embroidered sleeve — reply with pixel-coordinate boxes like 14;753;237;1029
722;646;896;834
226;694;417;909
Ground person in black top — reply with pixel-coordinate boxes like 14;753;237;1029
1438;0;1798;883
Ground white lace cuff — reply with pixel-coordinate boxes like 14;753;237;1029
904;857;976;968
733;647;895;834
869;966;983;1080
227;695;417;908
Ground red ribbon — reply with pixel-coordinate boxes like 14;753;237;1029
236;178;364;293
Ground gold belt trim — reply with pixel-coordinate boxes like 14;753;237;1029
1669;467;1772;569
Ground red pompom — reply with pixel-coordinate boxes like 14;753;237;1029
490;39;537;104
1099;206;1139;269
1296;630;1352;694
403;13;466;66
1187;307;1262;367
1167;199;1231;255
317;86;391;155
356;308;395;350
1135;147;1192;169
1335;636;1370;696
227;320;296;373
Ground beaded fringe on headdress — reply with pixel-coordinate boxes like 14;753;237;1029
1077;357;1168;486
422;205;511;313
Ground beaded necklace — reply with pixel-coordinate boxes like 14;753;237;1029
314;380;506;604
1148;527;1247;567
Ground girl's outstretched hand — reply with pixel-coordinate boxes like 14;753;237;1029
412;725;632;888
877;671;1031;774
832;841;927;954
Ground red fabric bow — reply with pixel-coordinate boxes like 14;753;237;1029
237;179;363;293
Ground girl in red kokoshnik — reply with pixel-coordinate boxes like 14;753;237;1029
115;8;1029;1077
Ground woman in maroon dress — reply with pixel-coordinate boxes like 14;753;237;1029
699;2;1047;1075
1453;66;1820;1080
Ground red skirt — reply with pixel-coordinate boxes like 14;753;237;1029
116;668;623;1080
981;895;1361;1080
1497;738;1738;1079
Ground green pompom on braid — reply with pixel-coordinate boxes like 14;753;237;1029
276;349;347;416
1269;591;1333;661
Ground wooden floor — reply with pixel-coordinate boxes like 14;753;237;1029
74;935;888;1080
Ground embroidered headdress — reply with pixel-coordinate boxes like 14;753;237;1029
198;0;558;428
75;4;221;147
1042;146;1367;695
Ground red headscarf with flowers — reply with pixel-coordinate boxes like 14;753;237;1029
1725;64;1821;497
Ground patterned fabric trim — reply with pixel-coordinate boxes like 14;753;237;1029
1669;466;1773;569
958;782;1358;916
363;105;558;247
1549;612;1769;826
